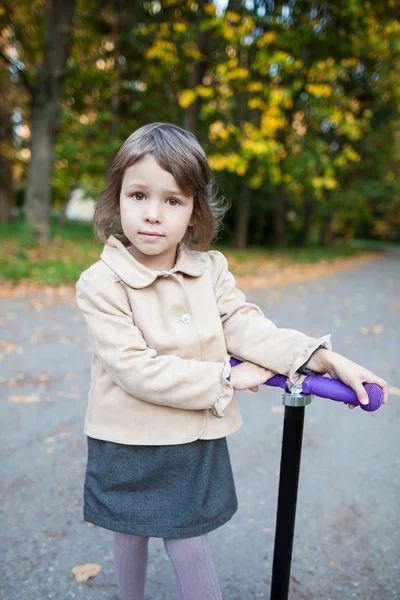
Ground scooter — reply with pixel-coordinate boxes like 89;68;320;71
229;357;383;600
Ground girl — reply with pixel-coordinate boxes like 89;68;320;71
75;122;388;600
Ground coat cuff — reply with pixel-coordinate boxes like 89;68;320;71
211;355;234;418
288;334;332;387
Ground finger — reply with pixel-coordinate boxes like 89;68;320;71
362;374;389;404
347;403;356;409
351;382;369;406
249;386;259;393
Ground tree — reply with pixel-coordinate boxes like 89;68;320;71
0;0;77;244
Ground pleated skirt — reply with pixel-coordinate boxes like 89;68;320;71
83;435;238;539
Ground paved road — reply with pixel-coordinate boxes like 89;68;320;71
1;249;399;600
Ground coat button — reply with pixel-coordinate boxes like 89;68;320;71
181;314;191;324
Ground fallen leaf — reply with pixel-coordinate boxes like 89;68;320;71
371;324;383;334
359;327;370;335
389;387;400;396
38;374;50;382
9;394;41;404
72;563;102;582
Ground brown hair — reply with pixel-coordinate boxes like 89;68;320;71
93;122;231;250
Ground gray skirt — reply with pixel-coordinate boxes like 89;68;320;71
83;436;238;539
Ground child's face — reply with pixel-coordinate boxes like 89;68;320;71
119;154;194;270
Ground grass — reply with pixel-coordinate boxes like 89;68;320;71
0;220;392;287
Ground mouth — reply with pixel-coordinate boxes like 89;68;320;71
139;232;164;238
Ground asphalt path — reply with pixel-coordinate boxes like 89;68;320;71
1;249;399;600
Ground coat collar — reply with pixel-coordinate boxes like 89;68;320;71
100;234;207;289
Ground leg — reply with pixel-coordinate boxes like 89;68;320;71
113;532;149;600
163;534;222;600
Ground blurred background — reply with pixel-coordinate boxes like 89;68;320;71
0;0;399;286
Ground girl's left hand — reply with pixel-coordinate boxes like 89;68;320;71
308;349;389;409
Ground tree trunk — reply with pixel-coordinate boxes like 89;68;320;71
300;195;313;246
183;63;202;134
274;185;285;247
25;0;76;245
25;100;58;242
319;215;338;247
0;75;14;224
182;0;216;135
233;182;251;249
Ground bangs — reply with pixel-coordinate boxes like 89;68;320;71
117;123;210;197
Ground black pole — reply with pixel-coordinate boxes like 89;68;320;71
270;404;306;600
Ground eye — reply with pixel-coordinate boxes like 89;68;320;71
167;198;181;206
130;192;146;201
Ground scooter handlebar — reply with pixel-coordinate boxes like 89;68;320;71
229;357;383;412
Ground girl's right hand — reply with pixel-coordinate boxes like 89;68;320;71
230;360;275;393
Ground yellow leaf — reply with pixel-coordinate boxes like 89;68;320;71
72;563;102;582
178;89;196;109
306;83;332;98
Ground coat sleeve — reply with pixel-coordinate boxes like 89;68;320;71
75;272;233;417
208;250;332;386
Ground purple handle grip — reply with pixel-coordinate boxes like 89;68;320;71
229;357;383;412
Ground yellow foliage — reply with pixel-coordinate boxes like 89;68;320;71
306;84;332;98
226;68;250;81
182;42;202;60
256;31;276;47
145;40;178;66
204;3;216;15
260;108;286;136
227;57;239;69
225;11;241;23
242;139;270;155
195;85;214;98
270;88;293;109
334;156;347;167
208;153;248;175
209;121;236;141
248;98;267;110
173;22;187;33
341;58;359;68
238;16;255;36
343;144;361;162
311;176;339;190
178;89;197;109
216;63;228;75
247;82;264;93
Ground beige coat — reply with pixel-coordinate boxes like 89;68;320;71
75;234;331;445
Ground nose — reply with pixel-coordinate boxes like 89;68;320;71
144;200;162;223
